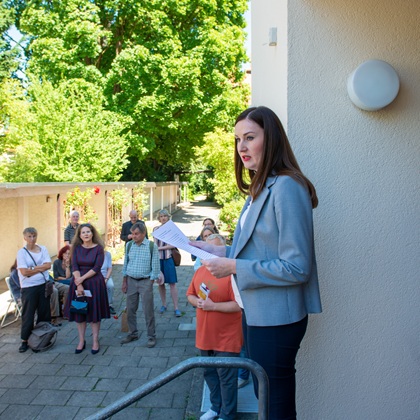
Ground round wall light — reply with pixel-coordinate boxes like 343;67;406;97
347;59;400;111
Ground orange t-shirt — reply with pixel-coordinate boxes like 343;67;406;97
187;266;242;353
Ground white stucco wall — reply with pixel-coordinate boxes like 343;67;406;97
0;198;20;269
252;1;420;419
251;0;288;126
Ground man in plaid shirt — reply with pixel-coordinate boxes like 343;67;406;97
121;222;160;348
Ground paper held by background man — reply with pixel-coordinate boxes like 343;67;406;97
152;220;218;261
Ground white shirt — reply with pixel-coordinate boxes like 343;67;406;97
231;200;253;308
16;245;51;288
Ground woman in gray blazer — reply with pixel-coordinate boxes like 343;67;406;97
194;106;322;420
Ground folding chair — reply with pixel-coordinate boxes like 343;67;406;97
0;277;22;328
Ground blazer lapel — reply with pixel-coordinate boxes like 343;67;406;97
232;176;277;258
230;196;249;255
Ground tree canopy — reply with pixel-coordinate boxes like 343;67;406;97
1;0;249;181
0;78;129;181
0;3;19;81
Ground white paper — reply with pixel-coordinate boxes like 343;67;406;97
152;220;218;260
76;290;92;297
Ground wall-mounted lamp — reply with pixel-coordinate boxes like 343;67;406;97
269;27;277;46
347;59;400;111
46;195;51;203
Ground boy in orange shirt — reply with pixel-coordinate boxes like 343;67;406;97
187;234;243;420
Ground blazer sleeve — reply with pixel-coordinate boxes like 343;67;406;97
235;177;316;290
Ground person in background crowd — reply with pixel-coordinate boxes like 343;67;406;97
16;227;52;353
51;245;72;324
191;106;322;419
64;223;110;355
191;218;219;261
101;249;116;315
153;209;181;317
121;222;159;348
64;210;80;246
202;218;219;234
193;227;216;271
53;245;72;285
187;233;242;420
9;260;21;303
120;210;148;246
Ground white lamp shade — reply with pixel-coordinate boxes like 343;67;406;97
347;60;400;111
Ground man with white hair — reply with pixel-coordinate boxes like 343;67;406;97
64;211;80;245
120;210;148;245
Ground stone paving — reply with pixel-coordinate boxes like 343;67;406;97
0;199;257;420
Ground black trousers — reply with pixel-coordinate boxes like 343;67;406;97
21;283;51;341
243;313;308;420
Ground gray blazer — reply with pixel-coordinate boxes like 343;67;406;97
229;175;322;327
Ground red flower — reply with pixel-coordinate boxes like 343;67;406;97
94;187;100;195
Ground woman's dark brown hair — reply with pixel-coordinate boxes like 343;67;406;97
202;218;219;234
234;106;318;208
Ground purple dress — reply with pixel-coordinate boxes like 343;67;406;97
64;244;110;323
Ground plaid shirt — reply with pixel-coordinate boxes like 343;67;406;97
122;238;160;280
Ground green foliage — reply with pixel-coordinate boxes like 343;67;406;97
0;78;129;181
0;2;19;81
6;0;250;180
107;187;130;246
182;161;214;198
106;182;147;247
219;197;245;239
195;127;246;235
132;181;148;219
64;187;98;224
195;128;240;203
19;0;105;84
0;78;27;160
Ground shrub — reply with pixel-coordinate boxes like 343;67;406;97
219;198;245;240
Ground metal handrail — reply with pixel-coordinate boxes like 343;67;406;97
86;356;269;420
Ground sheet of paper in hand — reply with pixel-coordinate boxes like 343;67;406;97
152;220;218;260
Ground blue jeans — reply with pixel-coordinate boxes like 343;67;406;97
200;349;239;420
106;277;114;306
238;345;250;380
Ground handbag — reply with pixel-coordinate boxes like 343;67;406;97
121;308;129;332
172;248;181;266
70;298;88;315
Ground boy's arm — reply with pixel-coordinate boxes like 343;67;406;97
187;294;199;308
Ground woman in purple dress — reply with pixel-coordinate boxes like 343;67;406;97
64;223;110;354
